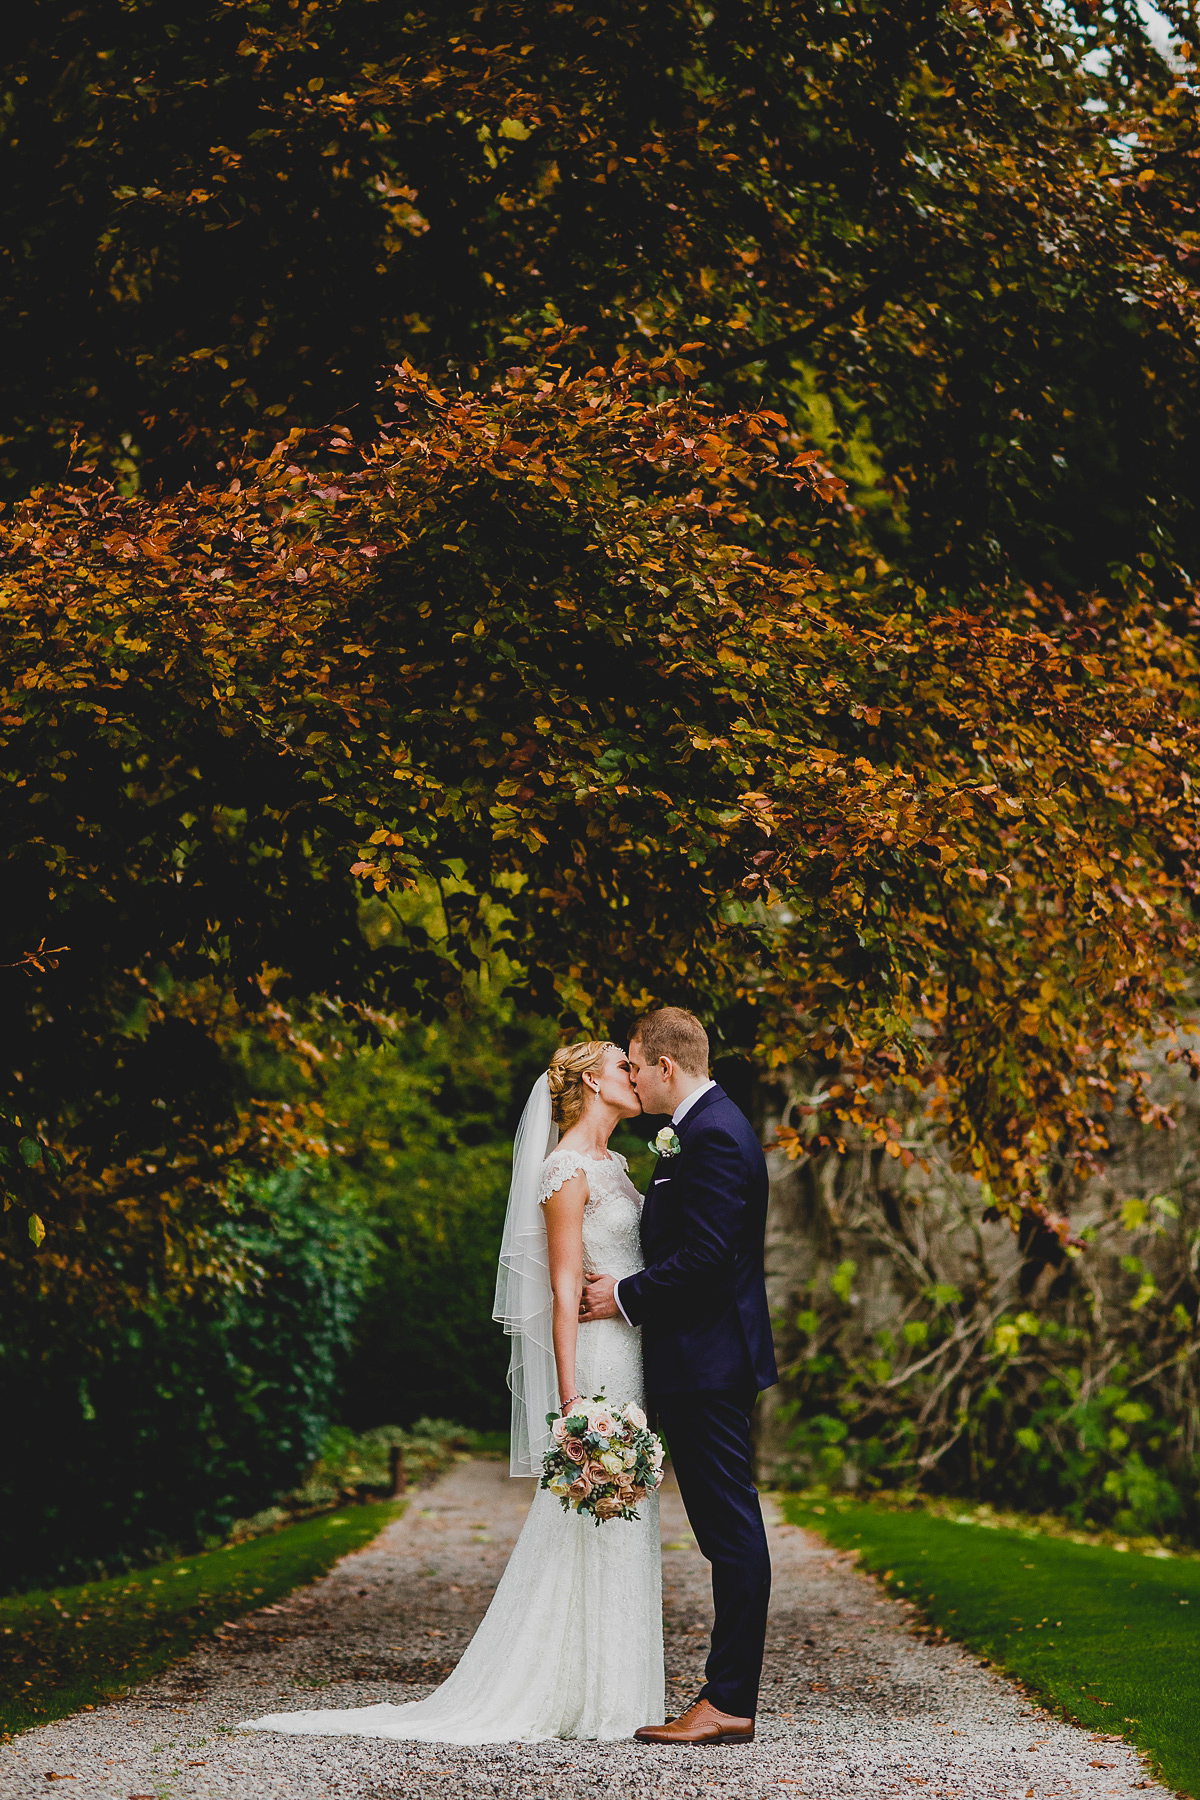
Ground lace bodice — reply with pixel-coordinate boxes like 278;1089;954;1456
536;1147;633;1204
537;1149;645;1279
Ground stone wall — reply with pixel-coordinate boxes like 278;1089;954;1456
754;1043;1200;1522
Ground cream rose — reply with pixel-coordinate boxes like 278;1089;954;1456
599;1450;624;1475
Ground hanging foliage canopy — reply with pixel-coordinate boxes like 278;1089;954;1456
4;0;1200;1303
5;340;1200;1294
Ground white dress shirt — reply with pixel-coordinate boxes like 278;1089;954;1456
669;1078;716;1127
613;1080;717;1325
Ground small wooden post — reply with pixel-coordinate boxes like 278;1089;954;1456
389;1444;408;1497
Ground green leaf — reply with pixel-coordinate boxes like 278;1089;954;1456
1129;1279;1158;1313
18;1136;42;1167
830;1259;857;1304
28;1213;45;1247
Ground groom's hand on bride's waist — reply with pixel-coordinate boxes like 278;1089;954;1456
579;1272;620;1322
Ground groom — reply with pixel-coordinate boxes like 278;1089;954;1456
579;1006;777;1746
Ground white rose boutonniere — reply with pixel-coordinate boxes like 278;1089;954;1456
652;1126;681;1159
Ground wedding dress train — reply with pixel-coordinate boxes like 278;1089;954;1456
239;1148;664;1743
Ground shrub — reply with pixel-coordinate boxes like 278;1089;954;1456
237;971;561;1431
0;1161;372;1593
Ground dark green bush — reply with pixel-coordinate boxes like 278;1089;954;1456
0;1161;372;1593
236;963;561;1431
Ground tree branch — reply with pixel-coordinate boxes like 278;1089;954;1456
702;269;902;382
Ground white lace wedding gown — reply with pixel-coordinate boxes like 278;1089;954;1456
239;1148;664;1743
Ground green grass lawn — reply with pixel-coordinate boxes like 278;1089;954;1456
0;1500;402;1739
782;1493;1200;1797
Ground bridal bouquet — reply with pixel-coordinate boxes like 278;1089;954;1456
541;1395;665;1524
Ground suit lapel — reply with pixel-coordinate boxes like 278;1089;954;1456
642;1113;676;1221
642;1085;726;1229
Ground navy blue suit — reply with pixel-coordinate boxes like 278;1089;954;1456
618;1084;777;1719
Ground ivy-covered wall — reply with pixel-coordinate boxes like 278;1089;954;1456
760;1048;1200;1542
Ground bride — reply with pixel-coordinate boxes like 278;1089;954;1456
240;1039;665;1743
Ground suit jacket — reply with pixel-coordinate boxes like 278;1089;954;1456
618;1084;778;1396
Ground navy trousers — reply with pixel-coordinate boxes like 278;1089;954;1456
654;1388;772;1720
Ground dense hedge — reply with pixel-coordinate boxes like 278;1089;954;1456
1;975;558;1592
1;1163;371;1592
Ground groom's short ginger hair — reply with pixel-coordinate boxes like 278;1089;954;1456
630;1007;710;1078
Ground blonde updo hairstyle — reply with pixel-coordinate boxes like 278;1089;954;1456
546;1040;616;1130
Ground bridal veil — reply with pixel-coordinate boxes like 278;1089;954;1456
492;1074;559;1476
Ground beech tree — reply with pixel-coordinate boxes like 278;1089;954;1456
4;0;1200;1310
5;345;1199;1306
5;0;1199;590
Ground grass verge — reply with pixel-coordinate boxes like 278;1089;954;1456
782;1493;1200;1798
1;1500;402;1739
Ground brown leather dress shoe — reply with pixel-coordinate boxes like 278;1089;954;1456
634;1698;755;1744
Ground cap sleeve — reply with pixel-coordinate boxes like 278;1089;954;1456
537;1149;591;1205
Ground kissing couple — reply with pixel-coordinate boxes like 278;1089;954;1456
242;1005;778;1745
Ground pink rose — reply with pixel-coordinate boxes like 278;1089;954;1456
594;1496;622;1521
591;1411;616;1438
551;1416;569;1444
563;1437;586;1464
568;1474;592;1501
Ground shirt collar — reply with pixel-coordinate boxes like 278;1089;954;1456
672;1078;716;1127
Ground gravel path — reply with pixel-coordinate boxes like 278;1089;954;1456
1;1459;1169;1800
